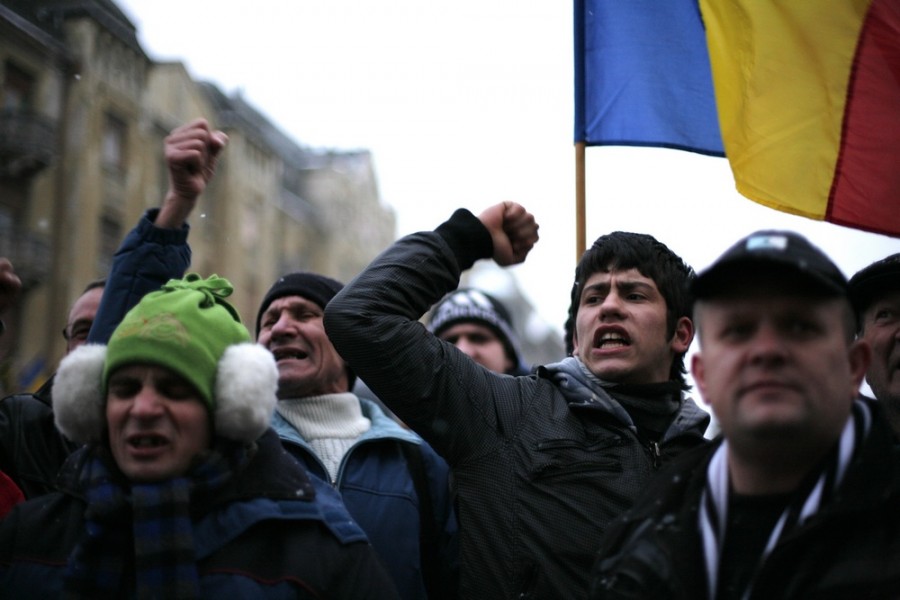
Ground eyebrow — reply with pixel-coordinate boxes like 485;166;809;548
582;279;656;297
66;318;94;333
264;300;321;318
107;373;138;386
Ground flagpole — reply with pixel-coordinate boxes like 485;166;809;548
575;141;586;261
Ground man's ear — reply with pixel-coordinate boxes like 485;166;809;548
691;352;707;399
848;338;872;394
670;316;694;354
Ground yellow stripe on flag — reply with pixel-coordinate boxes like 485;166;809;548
699;0;872;219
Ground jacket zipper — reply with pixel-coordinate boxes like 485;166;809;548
648;441;661;469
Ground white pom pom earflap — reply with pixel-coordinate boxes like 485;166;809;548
51;342;276;446
52;344;108;444
214;343;278;442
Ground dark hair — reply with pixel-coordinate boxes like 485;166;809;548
62;279;107;341
81;278;106;294
564;232;695;388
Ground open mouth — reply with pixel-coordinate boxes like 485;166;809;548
273;348;309;360
594;331;630;349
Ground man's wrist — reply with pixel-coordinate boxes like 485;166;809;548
155;191;197;229
435;209;493;271
141;209;190;244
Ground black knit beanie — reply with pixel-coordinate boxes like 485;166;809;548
256;272;344;335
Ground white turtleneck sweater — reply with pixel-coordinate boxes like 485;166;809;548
275;393;372;482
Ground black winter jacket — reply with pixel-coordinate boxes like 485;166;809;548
0;378;77;499
590;402;900;600
324;209;710;599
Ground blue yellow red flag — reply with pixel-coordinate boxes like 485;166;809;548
575;0;900;237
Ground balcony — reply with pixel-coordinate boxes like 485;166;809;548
0;109;57;179
0;224;51;290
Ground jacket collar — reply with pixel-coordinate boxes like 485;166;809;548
538;357;710;440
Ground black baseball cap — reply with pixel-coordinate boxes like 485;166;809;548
693;230;847;299
848;253;900;316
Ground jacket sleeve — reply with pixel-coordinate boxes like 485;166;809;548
324;209;535;466
87;209;191;344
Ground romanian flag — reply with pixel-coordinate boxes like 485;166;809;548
574;0;900;237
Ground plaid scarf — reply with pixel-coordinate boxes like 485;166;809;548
698;399;872;600
63;442;248;599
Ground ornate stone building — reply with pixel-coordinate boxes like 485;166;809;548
0;0;395;393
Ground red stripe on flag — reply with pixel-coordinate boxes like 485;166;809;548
828;0;900;237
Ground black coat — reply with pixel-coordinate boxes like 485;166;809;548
325;209;710;599
0;377;78;499
591;402;900;599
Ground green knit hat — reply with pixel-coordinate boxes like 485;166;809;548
102;274;250;409
54;274;279;445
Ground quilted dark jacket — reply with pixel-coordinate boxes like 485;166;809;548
324;209;710;599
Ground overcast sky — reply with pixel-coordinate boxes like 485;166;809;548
116;0;899;345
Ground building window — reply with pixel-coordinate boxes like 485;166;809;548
1;62;35;111
102;113;127;172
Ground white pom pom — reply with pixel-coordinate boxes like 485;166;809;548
52;345;108;443
214;343;278;442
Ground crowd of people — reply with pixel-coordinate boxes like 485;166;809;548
0;118;898;598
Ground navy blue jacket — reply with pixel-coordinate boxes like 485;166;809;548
88;208;191;345
274;399;459;600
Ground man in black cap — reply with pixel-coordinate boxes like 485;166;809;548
849;253;900;435
428;288;529;375
590;230;900;599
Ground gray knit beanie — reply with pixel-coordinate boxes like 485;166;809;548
428;288;524;372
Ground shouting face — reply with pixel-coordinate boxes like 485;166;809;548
257;295;348;398
573;268;691;385
106;364;211;482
